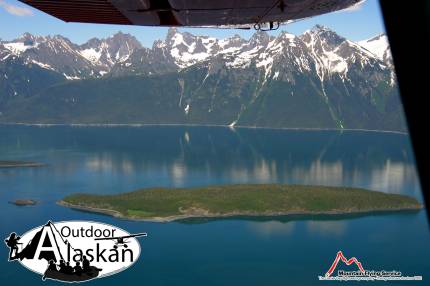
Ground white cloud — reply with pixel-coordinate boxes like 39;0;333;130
0;0;33;16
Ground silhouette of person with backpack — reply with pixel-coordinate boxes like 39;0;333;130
5;233;22;260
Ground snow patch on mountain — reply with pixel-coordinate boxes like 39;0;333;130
80;48;102;64
4;42;37;54
357;34;392;63
30;59;55;71
167;29;215;68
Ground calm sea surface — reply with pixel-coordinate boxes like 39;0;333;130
0;125;428;285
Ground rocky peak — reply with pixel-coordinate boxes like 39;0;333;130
305;25;345;47
249;31;272;46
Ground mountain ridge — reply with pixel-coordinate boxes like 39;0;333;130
0;26;392;79
0;26;405;132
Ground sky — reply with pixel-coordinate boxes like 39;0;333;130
0;0;386;47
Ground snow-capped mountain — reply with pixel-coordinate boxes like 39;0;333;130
119;26;394;82
0;26;405;132
301;25;384;78
0;27;394;81
357;34;392;65
164;28;220;68
1;33;94;79
79;32;142;72
0;32;141;79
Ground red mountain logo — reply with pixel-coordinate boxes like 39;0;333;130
319;250;422;281
325;251;365;277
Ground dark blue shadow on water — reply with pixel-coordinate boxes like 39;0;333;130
178;209;423;224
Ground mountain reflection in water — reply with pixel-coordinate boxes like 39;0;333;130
0;125;428;286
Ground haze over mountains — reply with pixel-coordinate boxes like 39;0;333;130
0;26;405;131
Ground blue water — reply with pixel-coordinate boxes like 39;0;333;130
0;125;428;285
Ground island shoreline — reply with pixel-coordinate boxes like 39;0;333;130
57;200;423;223
0;122;408;135
0;160;46;168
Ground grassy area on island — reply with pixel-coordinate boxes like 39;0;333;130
60;184;422;222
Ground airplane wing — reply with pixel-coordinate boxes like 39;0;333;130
94;233;148;241
19;0;363;28
94;237;118;241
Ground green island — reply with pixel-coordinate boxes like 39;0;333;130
60;184;422;222
0;160;45;168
